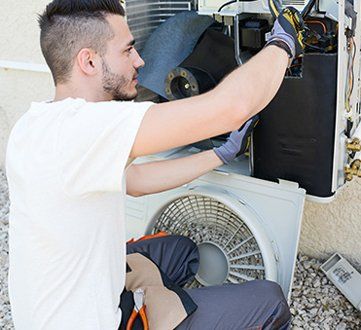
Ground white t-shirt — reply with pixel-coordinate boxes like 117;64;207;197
5;97;153;330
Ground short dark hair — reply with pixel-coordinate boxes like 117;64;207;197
38;0;125;85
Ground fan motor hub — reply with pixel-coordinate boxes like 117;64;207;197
195;241;229;286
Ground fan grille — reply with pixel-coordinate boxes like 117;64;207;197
152;194;266;288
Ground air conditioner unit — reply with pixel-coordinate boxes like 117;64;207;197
126;149;305;298
124;0;361;298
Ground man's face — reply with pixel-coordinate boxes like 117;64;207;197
100;15;144;101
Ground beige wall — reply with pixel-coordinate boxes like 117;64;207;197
1;1;48;63
302;181;361;268
1;1;360;268
0;0;54;161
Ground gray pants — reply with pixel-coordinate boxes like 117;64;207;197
125;235;291;330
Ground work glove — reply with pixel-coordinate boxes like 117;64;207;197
265;6;305;59
213;116;259;164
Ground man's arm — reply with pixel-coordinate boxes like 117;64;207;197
130;46;288;159
126;150;223;197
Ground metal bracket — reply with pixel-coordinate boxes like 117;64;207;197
213;13;243;65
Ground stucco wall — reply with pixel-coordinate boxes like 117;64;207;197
1;1;360;269
1;1;48;63
302;181;361;268
0;0;54;161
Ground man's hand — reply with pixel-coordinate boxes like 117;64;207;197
213;116;259;164
265;6;305;59
127;117;259;197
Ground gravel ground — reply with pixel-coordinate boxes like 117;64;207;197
0;169;360;329
0;170;11;329
290;255;360;329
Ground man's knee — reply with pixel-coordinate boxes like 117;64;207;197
168;235;199;284
258;280;291;329
173;235;198;255
179;281;291;330
231;280;290;329
126;234;197;255
255;279;284;297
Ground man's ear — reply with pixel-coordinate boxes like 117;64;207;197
76;48;101;76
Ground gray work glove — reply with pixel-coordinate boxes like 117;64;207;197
265;7;305;59
213;116;259;164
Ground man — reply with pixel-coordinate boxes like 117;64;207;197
6;0;304;329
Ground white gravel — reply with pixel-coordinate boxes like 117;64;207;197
0;170;11;329
0;169;360;329
290;255;361;329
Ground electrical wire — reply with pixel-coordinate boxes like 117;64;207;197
217;0;257;12
345;37;356;112
346;38;353;111
350;37;356;96
301;0;316;18
303;41;325;52
286;65;301;76
218;0;237;12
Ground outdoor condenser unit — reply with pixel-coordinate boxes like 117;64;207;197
124;0;361;298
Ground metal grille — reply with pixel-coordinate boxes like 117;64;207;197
152;194;265;288
125;0;192;52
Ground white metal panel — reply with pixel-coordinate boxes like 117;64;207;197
198;0;306;15
332;0;361;192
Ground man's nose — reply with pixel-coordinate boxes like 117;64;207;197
133;49;145;69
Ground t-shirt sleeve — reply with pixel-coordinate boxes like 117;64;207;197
57;100;153;197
